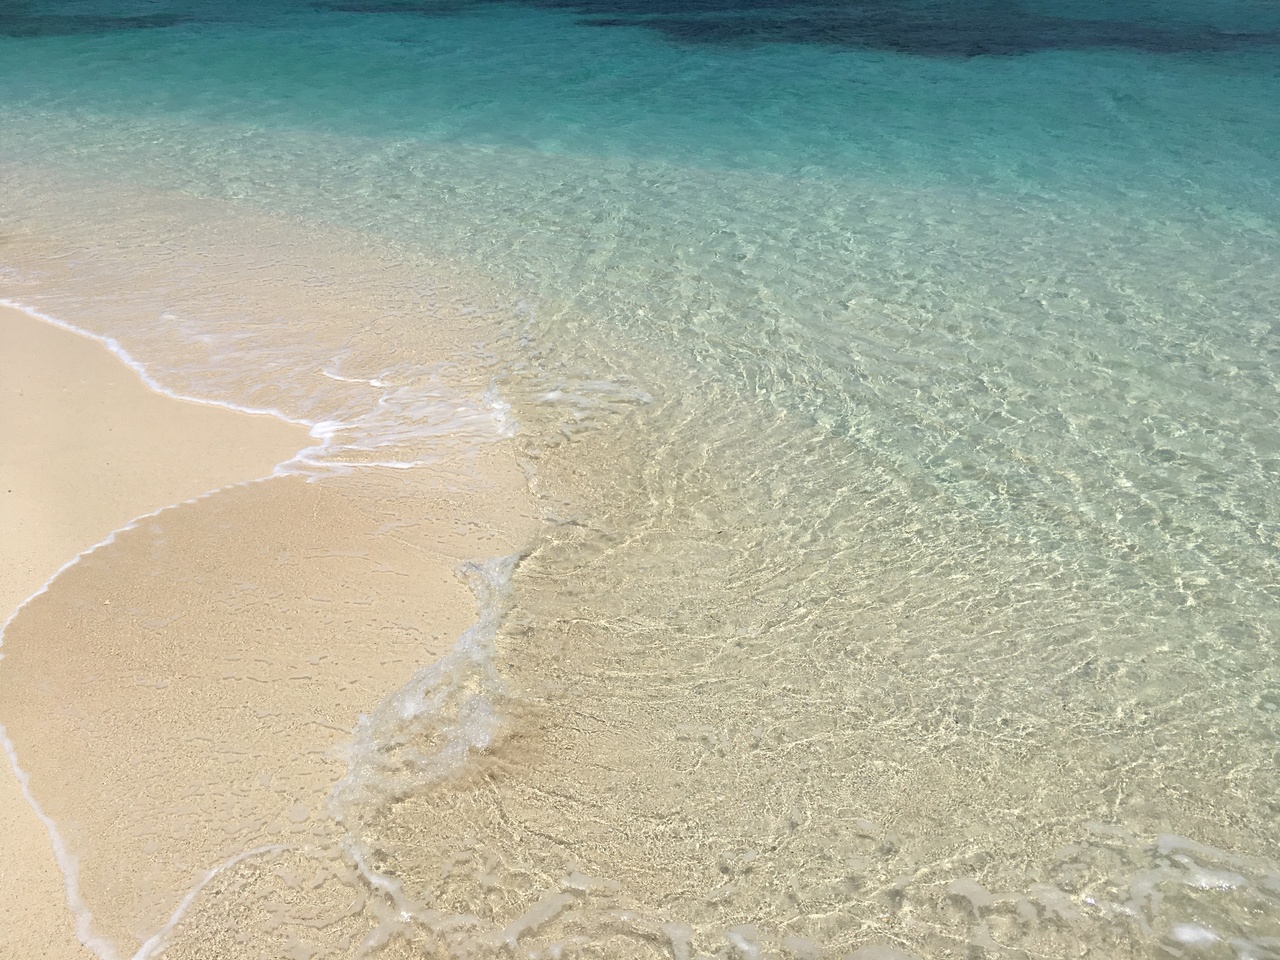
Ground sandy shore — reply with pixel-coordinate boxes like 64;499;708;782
0;303;533;956
1;302;313;959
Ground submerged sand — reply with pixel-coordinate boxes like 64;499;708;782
0;303;533;957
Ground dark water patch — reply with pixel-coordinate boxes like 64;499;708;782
322;0;1280;57
5;0;1277;55
0;3;188;37
583;5;1278;56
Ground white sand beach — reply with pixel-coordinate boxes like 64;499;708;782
1;302;313;959
0;303;533;956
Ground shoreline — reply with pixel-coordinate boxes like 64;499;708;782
0;301;536;956
1;301;315;960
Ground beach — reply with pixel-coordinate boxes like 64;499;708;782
0;302;535;956
2;1;1280;956
0;301;309;957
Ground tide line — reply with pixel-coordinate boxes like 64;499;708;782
0;297;331;474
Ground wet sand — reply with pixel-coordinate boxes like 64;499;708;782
1;302;313;959
0;303;534;956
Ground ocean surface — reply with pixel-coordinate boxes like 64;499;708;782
2;1;1279;958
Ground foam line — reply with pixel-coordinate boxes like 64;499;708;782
0;732;121;960
1;299;517;476
0;298;318;432
323;554;523;949
131;844;297;960
0;297;341;475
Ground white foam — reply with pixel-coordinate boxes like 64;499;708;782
1171;923;1220;947
500;892;576;948
0;297;319;442
0;733;121;960
131;844;297;960
725;925;763;960
331;554;521;816
324;554;523;948
1179;863;1248;892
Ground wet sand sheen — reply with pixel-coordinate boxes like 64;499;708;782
0;303;535;956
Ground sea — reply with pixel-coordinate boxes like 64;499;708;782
1;1;1279;958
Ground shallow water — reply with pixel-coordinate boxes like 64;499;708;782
1;1;1279;957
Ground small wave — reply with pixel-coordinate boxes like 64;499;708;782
329;554;523;949
2;297;518;479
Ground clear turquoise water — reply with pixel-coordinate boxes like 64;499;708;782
2;2;1280;958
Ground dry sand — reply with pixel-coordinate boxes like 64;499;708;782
0;303;534;957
